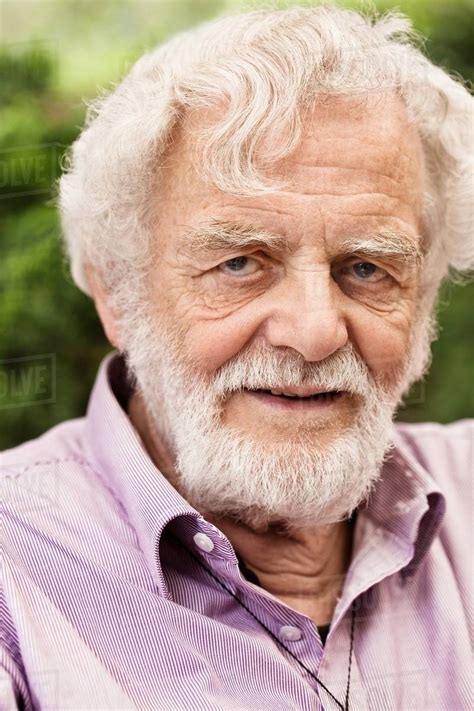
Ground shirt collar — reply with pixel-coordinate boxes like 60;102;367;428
83;352;211;598
83;352;446;597
346;422;446;598
369;426;446;579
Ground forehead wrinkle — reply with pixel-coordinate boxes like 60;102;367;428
180;218;292;254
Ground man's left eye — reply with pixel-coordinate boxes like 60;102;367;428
350;262;387;282
218;256;260;276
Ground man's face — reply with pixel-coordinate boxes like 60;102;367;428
123;93;427;530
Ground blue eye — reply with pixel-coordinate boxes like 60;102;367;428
351;262;385;281
353;262;376;278
224;257;248;272
219;256;260;276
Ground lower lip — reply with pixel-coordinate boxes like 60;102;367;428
243;389;347;411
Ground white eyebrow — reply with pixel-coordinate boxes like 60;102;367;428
182;220;422;264
182;219;290;254
341;231;423;264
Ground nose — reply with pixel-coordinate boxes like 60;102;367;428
261;269;348;362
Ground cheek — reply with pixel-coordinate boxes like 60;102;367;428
181;311;262;373
152;261;267;374
349;309;412;384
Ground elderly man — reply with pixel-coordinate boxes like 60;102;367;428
2;4;472;710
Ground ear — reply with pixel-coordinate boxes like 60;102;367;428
85;264;124;351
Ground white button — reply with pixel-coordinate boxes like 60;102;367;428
395;501;411;514
279;625;302;641
193;532;215;553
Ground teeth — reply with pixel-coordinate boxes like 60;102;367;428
269;389;319;398
265;389;339;399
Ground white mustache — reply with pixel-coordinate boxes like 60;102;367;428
211;343;373;398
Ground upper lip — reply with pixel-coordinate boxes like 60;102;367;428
248;386;339;397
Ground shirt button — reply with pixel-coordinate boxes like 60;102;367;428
395;501;411;514
193;532;215;553
279;625;302;641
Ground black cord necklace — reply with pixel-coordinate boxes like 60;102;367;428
169;532;356;710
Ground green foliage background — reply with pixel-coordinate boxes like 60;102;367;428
1;0;472;450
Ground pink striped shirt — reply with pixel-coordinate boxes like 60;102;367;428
1;353;472;710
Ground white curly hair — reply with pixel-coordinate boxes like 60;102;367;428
58;3;473;316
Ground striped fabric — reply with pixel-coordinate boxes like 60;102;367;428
1;353;472;710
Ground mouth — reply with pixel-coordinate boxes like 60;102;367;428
242;387;347;409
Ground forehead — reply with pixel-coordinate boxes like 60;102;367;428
158;92;425;239
275;93;424;191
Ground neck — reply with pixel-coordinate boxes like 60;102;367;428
128;391;355;627
204;512;354;626
128;391;178;481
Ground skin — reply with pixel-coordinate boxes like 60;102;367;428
91;92;425;627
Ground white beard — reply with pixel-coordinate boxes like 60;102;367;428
123;310;430;533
